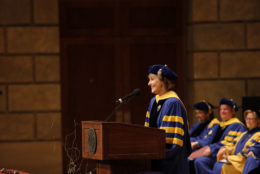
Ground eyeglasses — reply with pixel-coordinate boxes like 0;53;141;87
245;117;257;121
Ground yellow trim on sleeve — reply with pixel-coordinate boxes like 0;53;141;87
162;115;184;125
160;127;184;136
221;140;234;146
228;131;243;136
224;136;235;142
165;137;183;146
146;111;150;118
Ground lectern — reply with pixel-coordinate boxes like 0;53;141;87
82;121;165;174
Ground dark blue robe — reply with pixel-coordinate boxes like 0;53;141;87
243;140;260;174
190;117;220;148
145;91;191;174
213;127;260;174
194;117;246;174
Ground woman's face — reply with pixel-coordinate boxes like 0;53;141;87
219;104;234;121
245;112;259;130
148;74;165;95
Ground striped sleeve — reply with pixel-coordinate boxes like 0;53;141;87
159;101;186;147
210;123;246;157
144;97;155;127
144;111;150;127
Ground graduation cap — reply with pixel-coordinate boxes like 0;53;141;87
255;109;260;118
193;100;214;114
219;98;239;112
148;64;178;81
243;108;260;121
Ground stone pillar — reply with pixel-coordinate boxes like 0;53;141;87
186;0;260;124
0;0;62;174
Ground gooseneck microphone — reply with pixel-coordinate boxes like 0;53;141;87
105;88;141;121
115;88;141;104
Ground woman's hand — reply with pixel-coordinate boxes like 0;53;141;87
247;151;255;158
217;147;226;161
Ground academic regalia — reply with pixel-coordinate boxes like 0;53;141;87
145;91;192;174
213;127;260;174
194;117;246;174
190;117;220;148
243;141;260;174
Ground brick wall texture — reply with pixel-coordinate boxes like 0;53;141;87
1;0;260;173
0;0;62;174
187;0;260;124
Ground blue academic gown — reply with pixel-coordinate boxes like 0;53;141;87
145;91;192;174
194;117;246;174
243;139;260;174
213;127;260;174
190;117;220;148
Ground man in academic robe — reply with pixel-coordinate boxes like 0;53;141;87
190;101;220;150
194;98;246;174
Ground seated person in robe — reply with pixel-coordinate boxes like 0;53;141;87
189;101;220;150
194;98;246;174
243;140;260;174
212;109;260;174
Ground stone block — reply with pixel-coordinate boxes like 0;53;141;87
189;0;218;22
0;142;62;174
0;28;4;53
220;0;260;21
187;26;193;51
37;113;61;140
193;80;245;106
0;114;34;140
0;0;30;24
0;86;6;112
247;23;260;49
35;56;60;82
185;53;194;79
248;79;260;96
220;52;260;78
8;84;61;111
0;56;33;82
7;27;59;53
193;52;218;79
193;24;244;50
34;0;58;24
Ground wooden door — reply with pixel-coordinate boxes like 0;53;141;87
59;0;185;172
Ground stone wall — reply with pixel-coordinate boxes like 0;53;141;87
0;0;62;173
187;0;260;123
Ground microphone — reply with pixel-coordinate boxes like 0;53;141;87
105;88;141;121
116;88;141;104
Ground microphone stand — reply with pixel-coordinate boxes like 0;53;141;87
105;102;124;121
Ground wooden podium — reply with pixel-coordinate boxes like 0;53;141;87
82;121;165;174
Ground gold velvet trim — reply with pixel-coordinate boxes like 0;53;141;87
160;127;184;136
162;115;184;125
208;118;220;129
220;117;244;129
165;137;183;147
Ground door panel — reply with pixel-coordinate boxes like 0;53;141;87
59;0;185;172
